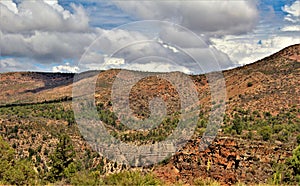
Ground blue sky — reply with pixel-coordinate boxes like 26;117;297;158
59;0;137;29
0;0;299;73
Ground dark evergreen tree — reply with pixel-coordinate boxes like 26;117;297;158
48;134;75;182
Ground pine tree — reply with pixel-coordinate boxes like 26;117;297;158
289;145;300;175
48;134;75;182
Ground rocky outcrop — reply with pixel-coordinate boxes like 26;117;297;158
154;137;295;185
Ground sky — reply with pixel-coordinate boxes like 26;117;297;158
0;0;300;74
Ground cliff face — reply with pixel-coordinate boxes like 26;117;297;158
154;137;296;185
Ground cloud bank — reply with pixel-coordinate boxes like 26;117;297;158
0;0;100;65
282;0;300;23
113;1;259;36
1;0;298;73
211;35;300;66
52;62;80;73
281;0;300;31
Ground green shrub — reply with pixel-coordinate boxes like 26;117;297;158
103;171;162;186
247;82;253;87
0;137;38;185
277;129;290;142
193;177;220;186
232;114;243;135
246;131;253;140
264;112;272;118
273;124;283;133
70;171;103;185
289;145;300;175
259;126;272;141
296;135;300;145
28;147;35;157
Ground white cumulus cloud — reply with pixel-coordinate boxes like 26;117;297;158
211;34;300;66
0;0;90;33
281;25;300;32
52;62;80;73
282;0;300;23
0;0;102;64
124;61;192;74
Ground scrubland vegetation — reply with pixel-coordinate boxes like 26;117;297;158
0;100;299;185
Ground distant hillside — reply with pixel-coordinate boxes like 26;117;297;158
223;44;300;114
1;44;299;114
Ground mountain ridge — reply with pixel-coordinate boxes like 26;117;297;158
1;44;299;108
